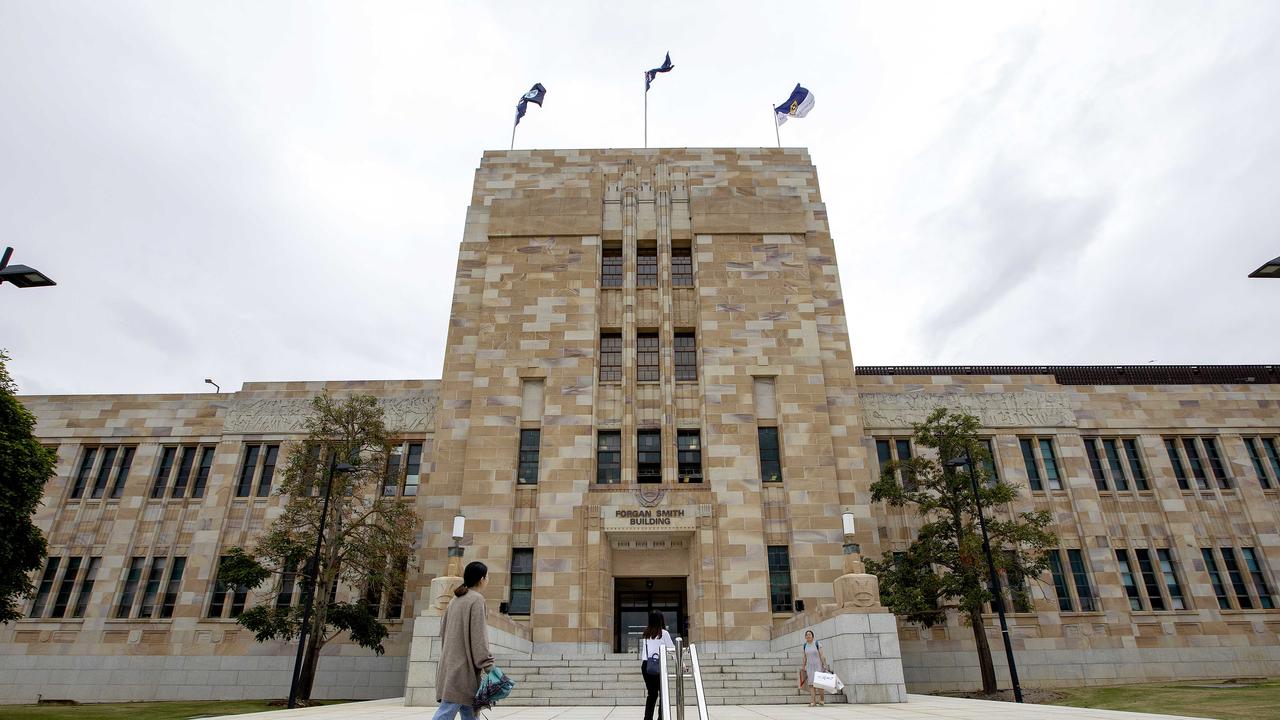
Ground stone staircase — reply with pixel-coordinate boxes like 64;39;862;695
498;652;844;706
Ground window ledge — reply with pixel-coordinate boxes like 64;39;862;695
1219;608;1280;616
1057;611;1106;618
1128;610;1200;617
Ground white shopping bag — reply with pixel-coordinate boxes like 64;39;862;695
813;671;841;692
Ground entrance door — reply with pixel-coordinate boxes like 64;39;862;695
615;577;687;654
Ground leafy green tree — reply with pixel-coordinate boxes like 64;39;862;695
219;394;417;701
0;350;56;624
864;408;1056;695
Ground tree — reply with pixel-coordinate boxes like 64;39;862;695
864;408;1056;695
219;394;418;702
0;350;56;624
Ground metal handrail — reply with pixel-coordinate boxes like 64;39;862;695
688;643;708;720
659;639;708;720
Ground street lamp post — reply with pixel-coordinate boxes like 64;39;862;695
0;246;56;288
287;452;356;709
1249;256;1280;279
946;447;1024;703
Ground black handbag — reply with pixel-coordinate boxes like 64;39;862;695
643;652;661;676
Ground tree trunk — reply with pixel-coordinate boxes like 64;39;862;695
967;608;998;694
297;613;326;701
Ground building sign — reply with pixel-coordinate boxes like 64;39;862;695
603;506;697;532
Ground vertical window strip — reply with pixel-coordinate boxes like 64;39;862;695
71;448;97;499
1085;439;1107;490
1067;549;1095;612
1245;439;1272;489
1201;548;1232;610
1047;551;1073;612
1156;549;1186;610
116;557;145;618
256;445;279;496
137;557;168;619
110;447;135;499
1039;439;1062;490
767;546;793;613
636;333;660;382
30;557;61;618
1103;439;1129;491
1003;550;1032;612
1202;438;1230;489
383;446;403;496
599;333;622;382
677;429;702;483
1264;438;1280;488
895;439;915;490
71;557;100;619
235;445;260;497
1241;548;1275;609
518;429;541;484
1116;549;1143;611
637;247;658;287
1165;439;1189;490
759;427;782;483
671;246;694;287
278;563;298;609
171;447;197;498
1020;439;1042;491
1134;549;1166;611
597;432;621;484
1182;438;1209;490
208;556;230;618
1124;439;1149;491
90;447;118;499
674;332;697;381
159;557;186;618
404;442;422;497
50;556;83;618
151;447;177;499
1220;548;1253;609
191;447;214;498
385;556;407;619
637;430;662;483
509;548;534;615
981;439;1000;484
601;247;623;288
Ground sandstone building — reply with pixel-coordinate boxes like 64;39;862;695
3;149;1278;704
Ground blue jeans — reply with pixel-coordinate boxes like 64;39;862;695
432;702;475;720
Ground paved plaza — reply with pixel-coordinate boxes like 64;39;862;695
207;697;1210;720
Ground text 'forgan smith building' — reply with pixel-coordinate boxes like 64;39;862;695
5;148;1279;704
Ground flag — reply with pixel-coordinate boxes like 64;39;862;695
774;84;815;125
645;52;674;91
515;83;547;127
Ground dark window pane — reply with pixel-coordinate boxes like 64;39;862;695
151;447;176;499
600;333;622;382
116;557;145;618
71;557;100;619
672;246;694;287
1221;548;1253;609
171;447;197;498
137;557;167;619
278;563;298;609
637;246;658;287
677;429;702;483
1085;439;1107;490
637;332;660;382
1202;438;1230;489
404;442;422;497
1182;438;1208;490
1047;551;1073;612
1067;549;1095;612
759;427;782;483
1039;439;1062;490
208;556;230;618
895;439;914;490
1003;550;1032;612
597;432;622;484
1020;439;1042;491
385;556;407;619
602;247;623;288
981;439;1000;485
191;447;215;498
159;557;186;618
1124;439;1148;491
50;556;83;619
71;448;97;499
1264;438;1280;488
509;548;534;615
110;447;135;499
518;429;541;484
384;447;402;496
230;582;248;617
1104;439;1128;491
1245;439;1271;489
1202;548;1232;609
256;445;279;496
1165;439;1189;490
875;439;892;481
1116;550;1143;611
236;445;260;497
1156;549;1185;610
674;332;697;382
90;447;118;499
638;430;661;483
1134;549;1165;611
1242;548;1275;610
767;546;793;613
30;557;61;618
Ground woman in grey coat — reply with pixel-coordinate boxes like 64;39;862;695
433;561;495;720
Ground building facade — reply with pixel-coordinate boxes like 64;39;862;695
3;149;1278;703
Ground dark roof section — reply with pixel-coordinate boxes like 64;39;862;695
855;365;1280;385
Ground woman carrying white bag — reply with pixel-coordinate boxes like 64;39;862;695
798;629;838;706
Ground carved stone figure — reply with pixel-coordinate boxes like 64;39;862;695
834;552;886;612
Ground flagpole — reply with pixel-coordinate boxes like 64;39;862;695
644;74;648;149
511;121;516;151
772;105;781;148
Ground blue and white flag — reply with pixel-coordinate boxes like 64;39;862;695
645;53;674;91
515;83;547;127
774;84;815;125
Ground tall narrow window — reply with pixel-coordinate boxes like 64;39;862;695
600;333;622;382
1040;439;1062;490
191;447;214;499
404;442;422;497
171;447;197;498
518;429;541;484
981;439;1000;484
159;557;186;618
637;332;659;382
90;447;118;499
637;246;658;287
1002;550;1032;612
1020;439;1042;491
256;445;279;496
1202;548;1231;609
1245;438;1273;489
383;447;402;496
110;447;135;499
1123;439;1149;491
1202;438;1230;489
1116;550;1143;610
231;581;248;617
71;557;100;619
602;246;623;288
894;439;915;491
638;430;662;483
30;557;61;618
1067;549;1095;612
1085;439;1107;490
1103;439;1129;491
1241;548;1275;609
597;432;622;484
1264;438;1280;487
1047;551;1073;612
116;557;145;618
208;556;231;618
137;557;168;619
278;563;298;609
1134;549;1166;611
671;245;693;287
759;427;782;483
1182;438;1209;490
674;332;697;381
235;445;261;497
50;556;83;618
677;429;702;483
509;548;534;615
385;556;407;620
1165;439;1189;490
767;546;793;613
1221;548;1253;609
151;447;176;498
1156;549;1186;610
70;448;98;499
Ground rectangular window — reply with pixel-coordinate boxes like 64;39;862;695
1003;550;1032;612
151;447;176;499
1202;548;1231;609
90;447;118;499
671;245;693;287
638;430;661;484
602;246;623;288
1116;550;1143;611
981;439;1000;484
1165;439;1189;490
110;447;135;499
600;333;622;382
1103;439;1129;491
767;546;793;613
256;445;279;496
137;557;167;619
1241;548;1275;609
1182;438;1209;490
1265;438;1280;488
1221;548;1253;609
1134;549;1166;611
1156;549;1186;610
383;446;402;496
509;548;534;615
404;442;422;497
674;332;697;382
1123;439;1149;491
1020;439;1042;491
1047;550;1073;612
636;332;659;382
191;447;214;498
1245;438;1272;489
1040;439;1062;490
875;438;915;489
1085;439;1107;490
30;557;61;618
235;445;261;497
70;448;97;499
158;557;186;619
385;555;407;620
116;557;145;618
517;429;541;485
1067;549;1096;612
677;429;702;483
759;427;782;483
277;562;298;609
597;432;622;484
637;246;658;287
1202;438;1230;489
71;557;100;619
171;447;197;498
50;556;83;618
208;556;230;618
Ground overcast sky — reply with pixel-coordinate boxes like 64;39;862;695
3;1;1278;396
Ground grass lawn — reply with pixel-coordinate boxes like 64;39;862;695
1049;678;1280;720
0;699;348;720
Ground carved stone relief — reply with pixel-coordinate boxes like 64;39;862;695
224;395;439;434
859;392;1076;429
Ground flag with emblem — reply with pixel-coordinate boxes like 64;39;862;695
773;84;815;125
644;52;674;91
514;83;547;127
